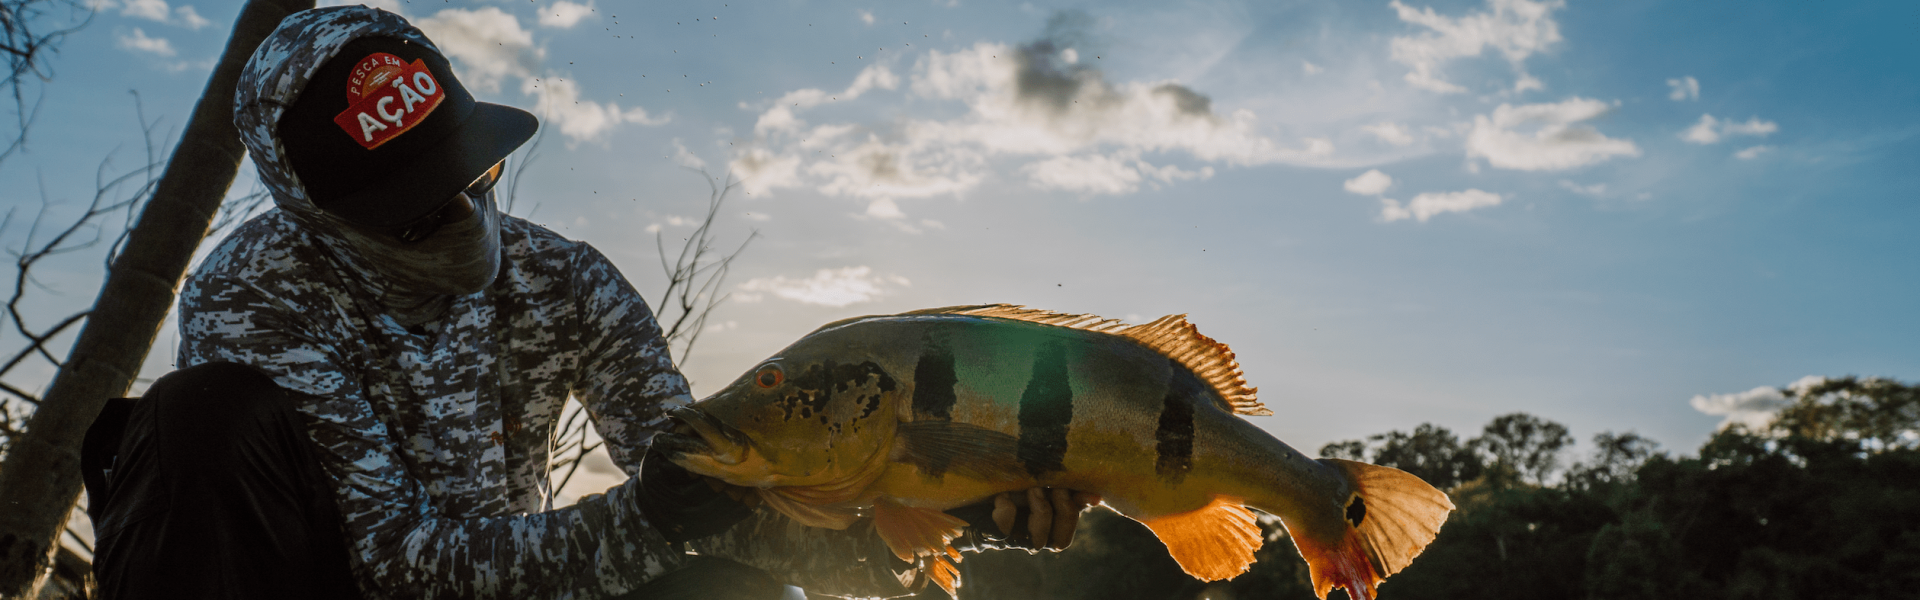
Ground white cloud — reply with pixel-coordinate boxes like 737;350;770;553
1301;60;1322;75
524;75;667;144
120;0;169;21
1734;145;1772;160
175;5;209;29
1380;189;1502;222
416;7;660;144
1022;152;1215;196
1722;117;1779;137
107;0;209;29
1667;76;1699;101
1558;180;1606;197
1026;154;1143;195
415;8;543;93
670;138;706;170
1689;379;1818;431
1362;121;1415;146
1680;114;1719;144
1681;114;1778;145
732;147;804;196
1389;0;1564;93
734;266;909;307
1466;97;1641;171
1343;169;1393;195
859;9;875;25
539;1;595;28
116;28;176;57
733;36;1327;204
865;198;907;219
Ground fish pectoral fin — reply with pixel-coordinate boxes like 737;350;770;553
758;489;861;530
872;497;968;595
896;420;1024;481
1140;496;1263;582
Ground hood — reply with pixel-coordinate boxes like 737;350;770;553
235;5;504;324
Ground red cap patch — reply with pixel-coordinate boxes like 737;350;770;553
332;53;447;150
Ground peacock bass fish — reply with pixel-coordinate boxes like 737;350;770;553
655;305;1453;599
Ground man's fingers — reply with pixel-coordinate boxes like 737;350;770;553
1026;487;1053;549
1048;487;1081;550
992;493;1018;539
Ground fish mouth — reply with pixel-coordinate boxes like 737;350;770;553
662;406;752;466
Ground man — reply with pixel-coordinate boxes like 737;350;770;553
80;6;1090;599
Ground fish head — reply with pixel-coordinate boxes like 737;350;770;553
660;344;907;489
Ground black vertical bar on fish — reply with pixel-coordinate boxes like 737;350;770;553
1017;341;1073;477
911;339;962;478
1154;360;1198;483
912;339;958;422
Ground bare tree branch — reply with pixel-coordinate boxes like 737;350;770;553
653;169;755;369
1;0;92;169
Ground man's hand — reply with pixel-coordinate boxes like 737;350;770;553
948;487;1102;553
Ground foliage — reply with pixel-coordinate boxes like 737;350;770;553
946;378;1920;600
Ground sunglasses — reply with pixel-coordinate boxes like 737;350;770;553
389;160;504;244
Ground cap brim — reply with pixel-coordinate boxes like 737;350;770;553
329;102;538;228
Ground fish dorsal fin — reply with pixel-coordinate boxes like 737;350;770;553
906;305;1268;416
898;304;1134;333
1118;314;1268;416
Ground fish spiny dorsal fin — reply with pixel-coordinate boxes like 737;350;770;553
902;305;1270;416
1119;315;1270;416
899;304;1133;333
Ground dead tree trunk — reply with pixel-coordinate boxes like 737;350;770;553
0;0;313;594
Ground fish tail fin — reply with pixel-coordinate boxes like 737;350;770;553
1292;459;1454;600
1140;496;1265;581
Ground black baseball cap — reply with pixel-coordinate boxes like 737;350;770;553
278;35;537;228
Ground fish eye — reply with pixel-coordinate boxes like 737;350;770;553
754;364;784;388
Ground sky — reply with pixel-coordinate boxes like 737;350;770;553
3;0;1917;503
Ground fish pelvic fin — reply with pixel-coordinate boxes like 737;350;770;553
872;497;968;595
1295;459;1455;600
1140;496;1263;582
905;305;1270;416
757;488;862;530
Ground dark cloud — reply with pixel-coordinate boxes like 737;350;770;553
1012;10;1112;114
1012;11;1216;122
1152;84;1214;118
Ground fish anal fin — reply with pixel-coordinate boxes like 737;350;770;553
1140;496;1263;582
896;420;1025;481
871;497;968;576
1291;526;1382;600
757;489;860;530
924;555;961;596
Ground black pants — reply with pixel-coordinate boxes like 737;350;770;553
81;362;786;600
82;362;360;600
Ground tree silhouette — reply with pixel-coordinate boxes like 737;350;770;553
0;0;314;595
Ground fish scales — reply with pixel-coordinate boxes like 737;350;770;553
660;306;1454;600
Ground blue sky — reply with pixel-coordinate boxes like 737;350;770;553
4;0;1916;478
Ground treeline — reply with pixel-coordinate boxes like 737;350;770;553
928;376;1920;600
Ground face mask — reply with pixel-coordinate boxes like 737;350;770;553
330;189;503;324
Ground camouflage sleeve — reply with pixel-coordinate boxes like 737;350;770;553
567;244;693;475
179;268;692;599
564;246;913;598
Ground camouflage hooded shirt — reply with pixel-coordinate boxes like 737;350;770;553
179;6;908;599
